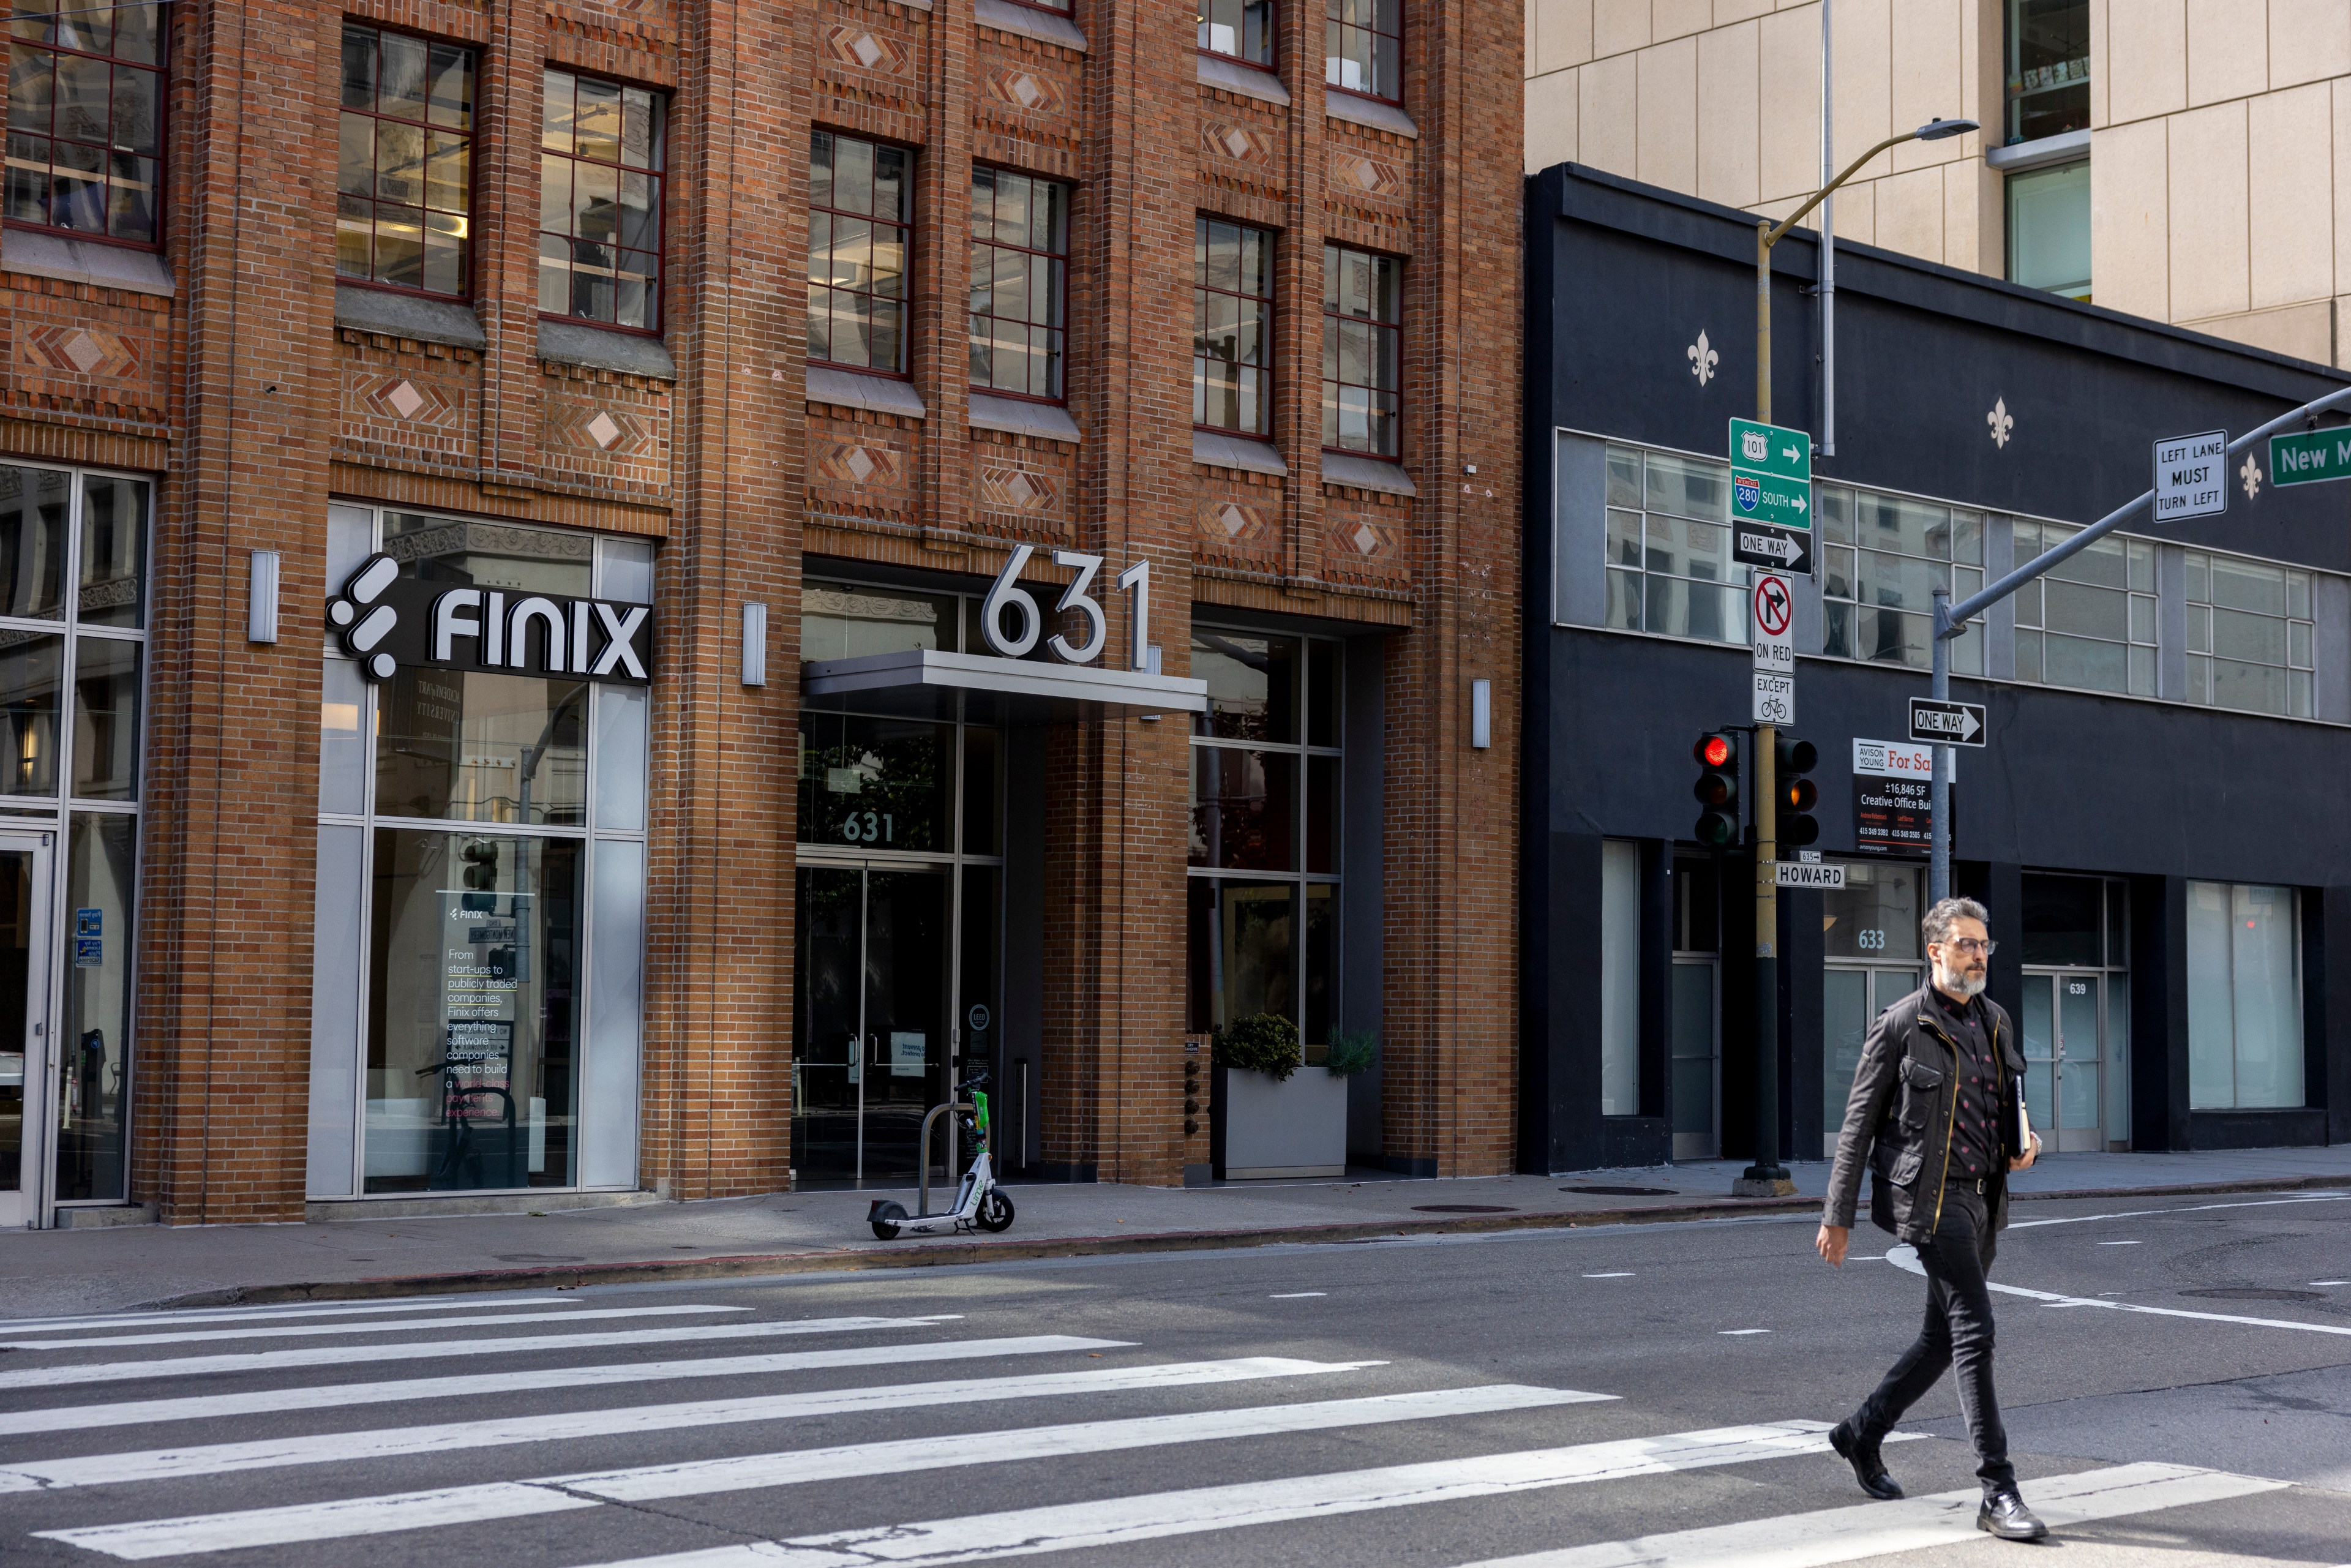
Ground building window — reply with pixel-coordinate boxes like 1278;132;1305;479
1819;486;1986;675
3;3;163;246
309;508;653;1198
1604;445;1749;647
2004;0;2089;146
2012;521;2154;697
2187;881;2301;1110
1196;217;1273;436
1198;0;1276;69
969;167;1068;402
2186;550;2315;719
2008;160;2090;299
0;462;148;1207
337;23;475;298
539;70;665;332
999;0;1071;10
807;131;911;374
1188;630;1343;1061
1322;244;1398;457
1325;0;1400;102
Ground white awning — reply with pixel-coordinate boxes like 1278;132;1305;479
802;648;1208;719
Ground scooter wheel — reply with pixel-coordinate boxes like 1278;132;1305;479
869;1199;907;1241
976;1189;1014;1232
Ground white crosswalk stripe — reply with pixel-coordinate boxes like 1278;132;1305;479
39;1384;1607;1559
0;1296;583;1334
0;1293;2301;1568
0;1313;960;1390
1449;1461;2289;1567
0;1302;748;1351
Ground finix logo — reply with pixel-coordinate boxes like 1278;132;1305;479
326;552;402;679
326;555;654;685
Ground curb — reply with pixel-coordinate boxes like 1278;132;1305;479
124;1172;2348;1312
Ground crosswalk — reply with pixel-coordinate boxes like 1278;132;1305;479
0;1287;2301;1567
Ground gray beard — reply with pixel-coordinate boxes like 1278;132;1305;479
1937;966;1987;1000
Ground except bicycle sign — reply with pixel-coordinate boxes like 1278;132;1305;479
1751;572;1794;673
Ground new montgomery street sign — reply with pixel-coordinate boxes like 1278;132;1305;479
2269;426;2351;488
1729;417;1813;572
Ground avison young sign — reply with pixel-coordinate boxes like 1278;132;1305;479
328;552;653;684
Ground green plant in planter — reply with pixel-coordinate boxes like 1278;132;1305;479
1213;1013;1301;1082
1324;1029;1380;1079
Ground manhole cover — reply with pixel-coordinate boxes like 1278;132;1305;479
2179;1288;2323;1302
1562;1185;1678;1196
1411;1204;1518;1214
493;1253;587;1263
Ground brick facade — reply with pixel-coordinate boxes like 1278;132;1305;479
0;0;1522;1225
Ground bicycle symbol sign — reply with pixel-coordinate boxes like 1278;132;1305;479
1753;575;1793;637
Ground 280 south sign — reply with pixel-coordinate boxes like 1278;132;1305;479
327;553;653;684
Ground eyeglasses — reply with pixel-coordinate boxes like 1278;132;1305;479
1937;937;1998;956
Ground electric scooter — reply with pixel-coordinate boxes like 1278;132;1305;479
868;1070;1016;1240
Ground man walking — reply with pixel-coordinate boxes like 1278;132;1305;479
1817;896;2046;1540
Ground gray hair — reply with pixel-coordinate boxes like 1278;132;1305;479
1922;896;1990;949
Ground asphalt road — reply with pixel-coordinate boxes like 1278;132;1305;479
4;1188;2350;1567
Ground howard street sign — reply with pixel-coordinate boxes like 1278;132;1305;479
2269;426;2351;489
2153;430;2228;521
1750;572;1794;673
1908;697;1986;748
1776;860;1847;889
1730;418;1813;571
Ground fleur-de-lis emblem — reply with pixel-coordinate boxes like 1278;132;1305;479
1687;330;1718;387
1987;397;2014;449
2241;453;2263;500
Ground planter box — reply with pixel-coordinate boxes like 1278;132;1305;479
1213;1064;1348;1179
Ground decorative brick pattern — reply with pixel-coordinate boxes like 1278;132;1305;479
823;23;906;74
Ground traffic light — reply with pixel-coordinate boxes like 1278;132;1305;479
460;839;499;912
1692;732;1740;847
1776;734;1820;847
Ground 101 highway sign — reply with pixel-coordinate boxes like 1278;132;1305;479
1908;697;1986;747
1730;418;1813;573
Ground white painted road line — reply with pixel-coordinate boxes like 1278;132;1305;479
2006;1193;2351;1231
0;1350;1402;1493
548;1422;1859;1568
0;1296;583;1335
1269;1292;1326;1299
0;1327;1049;1438
1447;1460;2287;1567
0;1304;749;1351
0;1314;961;1392
43;1384;1605;1559
1583;1274;1633;1279
1888;1245;2351;1337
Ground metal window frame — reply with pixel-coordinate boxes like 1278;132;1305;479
806;129;918;379
1319;240;1402;459
334;20;481;304
1193;215;1278;438
1;6;170;252
538;66;669;337
1321;0;1403;107
966;164;1071;405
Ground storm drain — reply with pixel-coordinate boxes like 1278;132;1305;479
1411;1204;1518;1214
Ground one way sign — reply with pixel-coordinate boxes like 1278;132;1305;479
1908;698;1987;748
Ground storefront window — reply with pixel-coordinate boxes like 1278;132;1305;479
1822;862;1925;1140
1820;487;1985;675
0;462;146;1209
1187;628;1343;1058
2013;520;2154;696
2188;880;2302;1110
2185;550;2315;719
309;506;651;1198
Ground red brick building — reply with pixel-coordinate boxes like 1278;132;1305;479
0;0;1520;1228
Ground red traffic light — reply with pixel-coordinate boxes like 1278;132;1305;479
1695;733;1733;768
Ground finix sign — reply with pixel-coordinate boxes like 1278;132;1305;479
328;553;653;684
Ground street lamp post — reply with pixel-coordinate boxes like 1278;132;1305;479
1736;116;1976;1199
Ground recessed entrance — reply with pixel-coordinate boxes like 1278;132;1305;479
0;835;56;1229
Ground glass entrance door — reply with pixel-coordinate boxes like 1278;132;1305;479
2021;970;2125;1152
792;863;951;1187
1823;965;1924;1141
1669;960;1717;1158
0;835;56;1229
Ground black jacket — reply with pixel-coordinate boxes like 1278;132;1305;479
1823;981;2026;1248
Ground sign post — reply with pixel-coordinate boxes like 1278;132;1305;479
1729;418;1815;572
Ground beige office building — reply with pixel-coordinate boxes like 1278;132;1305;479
1524;1;2351;366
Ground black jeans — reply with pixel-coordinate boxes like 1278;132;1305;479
1853;1187;2016;1490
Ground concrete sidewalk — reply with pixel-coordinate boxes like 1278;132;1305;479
6;1145;2347;1319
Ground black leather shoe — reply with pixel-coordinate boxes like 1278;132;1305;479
1976;1488;2049;1540
1829;1420;1903;1500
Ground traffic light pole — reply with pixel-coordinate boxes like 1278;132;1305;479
1925;381;2351;905
1739;725;1792;1195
